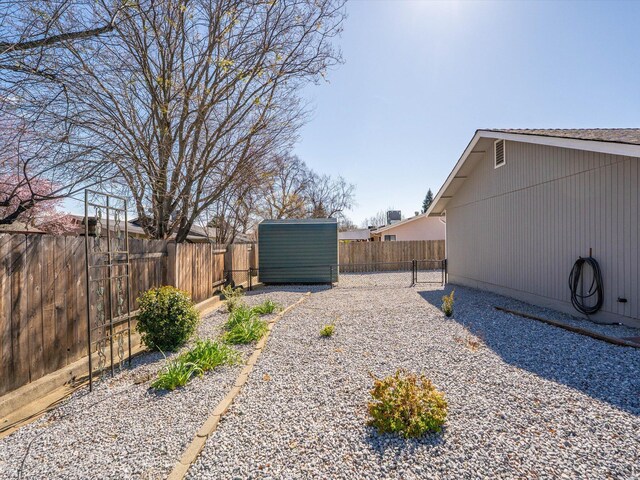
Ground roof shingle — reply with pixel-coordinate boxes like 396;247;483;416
486;128;640;146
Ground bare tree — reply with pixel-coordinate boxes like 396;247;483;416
37;0;345;242
0;1;125;59
305;170;354;219
0;1;128;224
201;167;263;244
361;207;400;229
0;0;127;94
0;118;111;224
338;216;356;231
259;154;309;219
257;153;355;221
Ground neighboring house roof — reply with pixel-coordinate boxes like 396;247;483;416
372;213;430;234
186;224;217;239
70;215;221;242
0;221;45;234
69;214;148;236
338;229;371;241
232;231;256;243
130;218;219;242
428;128;640;217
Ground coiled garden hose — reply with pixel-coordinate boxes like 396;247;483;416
568;256;604;315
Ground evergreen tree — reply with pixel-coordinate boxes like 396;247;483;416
421;189;434;213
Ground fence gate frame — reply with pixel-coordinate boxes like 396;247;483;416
412;259;447;286
84;190;132;391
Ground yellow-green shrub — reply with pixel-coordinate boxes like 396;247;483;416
441;290;455;317
221;284;245;313
319;324;335;337
367;369;447;438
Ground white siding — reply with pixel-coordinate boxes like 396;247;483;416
447;140;640;327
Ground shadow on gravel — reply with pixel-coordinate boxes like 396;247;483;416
363;426;446;457
417;286;640;416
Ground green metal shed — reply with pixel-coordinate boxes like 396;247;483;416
258;218;338;284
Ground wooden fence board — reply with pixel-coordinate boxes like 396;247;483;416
53;236;67;370
41;237;55;373
0;236;12;391
10;235;28;393
26;235;44;382
26;236;43;379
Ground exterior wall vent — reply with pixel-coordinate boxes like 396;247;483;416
494;139;506;168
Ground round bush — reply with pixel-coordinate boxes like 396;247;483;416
136;286;200;351
367;369;447;438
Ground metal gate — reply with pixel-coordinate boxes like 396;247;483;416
336;261;414;288
84;190;132;391
413;259;447;285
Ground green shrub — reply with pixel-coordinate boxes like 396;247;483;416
225;304;258;330
441;290;455;317
221;285;245;313
367;369;447;438
223;317;268;344
151;339;241;391
252;299;280;315
136;286;200;351
181;339;242;371
219;297;280;345
319;324;335;337
151;357;202;391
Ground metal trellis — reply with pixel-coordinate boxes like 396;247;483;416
84;190;132;391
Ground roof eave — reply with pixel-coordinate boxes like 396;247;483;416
427;129;640;217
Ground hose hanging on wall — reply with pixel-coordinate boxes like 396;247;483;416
568;256;604;315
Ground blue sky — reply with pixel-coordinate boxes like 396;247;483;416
294;0;640;225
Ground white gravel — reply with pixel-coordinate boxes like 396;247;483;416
0;287;309;480
188;281;640;479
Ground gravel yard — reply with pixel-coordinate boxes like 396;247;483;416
0;287;309;480
188;282;640;479
1;279;639;479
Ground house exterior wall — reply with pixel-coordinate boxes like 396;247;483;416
379;216;446;241
446;139;640;328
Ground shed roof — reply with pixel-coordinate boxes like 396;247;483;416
260;218;337;225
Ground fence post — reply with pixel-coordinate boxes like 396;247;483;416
167;242;178;288
329;265;334;288
248;268;253;291
442;259;447;285
412;259;417;286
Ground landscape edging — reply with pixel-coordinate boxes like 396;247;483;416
166;291;311;480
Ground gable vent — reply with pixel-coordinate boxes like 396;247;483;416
494;139;505;168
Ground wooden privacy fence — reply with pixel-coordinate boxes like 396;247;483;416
0;234;252;397
339;240;445;272
225;243;255;286
167;243;226;304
